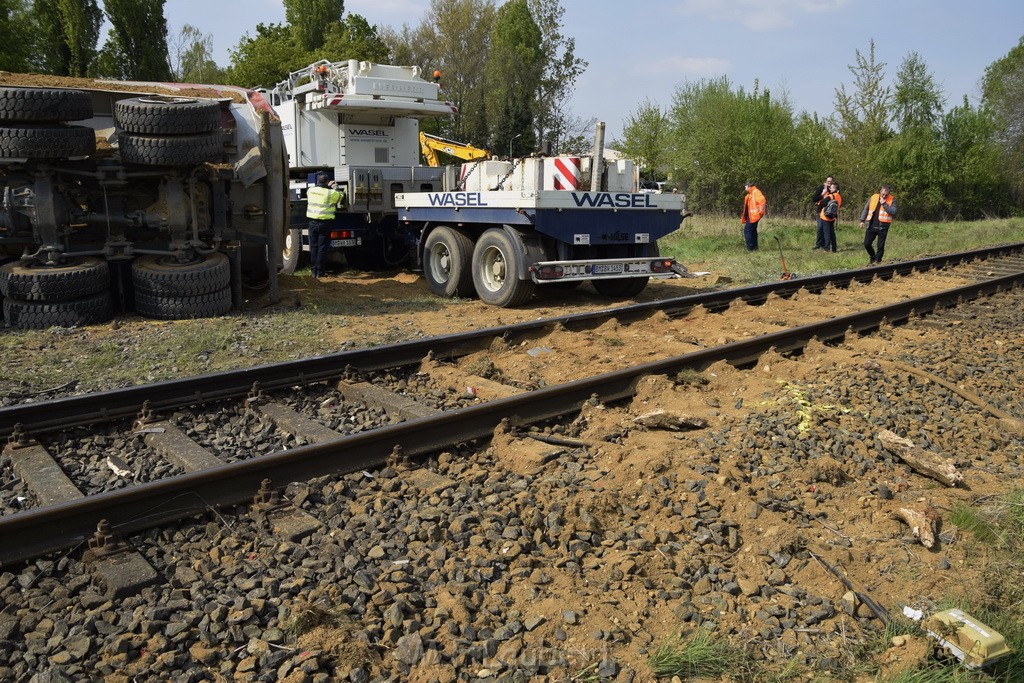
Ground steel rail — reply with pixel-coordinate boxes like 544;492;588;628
1;269;1022;567
2;243;1021;438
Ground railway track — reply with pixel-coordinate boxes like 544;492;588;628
2;243;1024;575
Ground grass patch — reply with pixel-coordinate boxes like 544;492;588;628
661;216;1024;284
649;625;751;678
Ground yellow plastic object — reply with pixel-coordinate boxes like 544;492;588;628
923;608;1012;669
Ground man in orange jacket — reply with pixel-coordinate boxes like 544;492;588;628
859;184;897;264
741;180;767;251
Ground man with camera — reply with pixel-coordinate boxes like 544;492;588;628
860;184;897;264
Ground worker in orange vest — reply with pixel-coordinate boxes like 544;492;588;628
741;180;767;251
817;181;842;252
859;184;897;264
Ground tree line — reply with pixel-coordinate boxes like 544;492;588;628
0;0;586;159
617;39;1024;221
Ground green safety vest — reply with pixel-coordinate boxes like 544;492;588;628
306;186;343;220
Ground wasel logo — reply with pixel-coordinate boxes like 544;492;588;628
427;193;488;207
571;193;656;208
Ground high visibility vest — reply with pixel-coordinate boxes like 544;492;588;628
819;191;842;222
867;193;894;224
742;186;766;223
306;186;343;220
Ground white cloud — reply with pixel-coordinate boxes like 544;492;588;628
677;0;850;31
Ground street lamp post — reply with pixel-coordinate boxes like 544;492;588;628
509;133;522;158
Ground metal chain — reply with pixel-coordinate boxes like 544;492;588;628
457;159;485;191
494;156;525;191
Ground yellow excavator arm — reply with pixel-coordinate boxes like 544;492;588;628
420;132;491;167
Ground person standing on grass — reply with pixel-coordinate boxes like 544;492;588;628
305;172;345;279
817;181;842;252
741;180;767;251
811;175;835;250
860;184;897;264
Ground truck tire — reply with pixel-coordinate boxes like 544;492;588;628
118;131;222;166
0;87;92;122
592;277;649;298
3;291;112;329
0;257;110;301
115;96;221;135
472;228;534;307
131;252;230;297
134;286;232;320
0;124;95;159
424;226;475;298
280;228;302;275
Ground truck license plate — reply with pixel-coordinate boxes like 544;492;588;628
593;264;623;275
330;239;357;247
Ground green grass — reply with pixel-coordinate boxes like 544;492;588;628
649;625;752;678
660;216;1024;284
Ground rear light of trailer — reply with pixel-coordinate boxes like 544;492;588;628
650;259;673;273
330;230;353;239
534;265;564;279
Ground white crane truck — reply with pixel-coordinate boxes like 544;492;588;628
0;78;287;328
263;59;689;306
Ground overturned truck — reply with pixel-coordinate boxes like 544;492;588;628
0;78;287;329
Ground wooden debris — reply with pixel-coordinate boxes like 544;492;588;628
633;409;708;431
877;429;965;488
890;506;939;548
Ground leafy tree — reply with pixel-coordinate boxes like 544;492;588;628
284;0;344;53
408;0;495;146
0;0;33;72
94;0;172;80
615;99;670;181
668;77;806;215
941;97;1008;218
485;0;541;156
528;0;586;154
169;24;224;83
227;22;306;89
315;13;388;64
876;52;947;218
981;35;1024;201
30;0;102;76
832;39;892;206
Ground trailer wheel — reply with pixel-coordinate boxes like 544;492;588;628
424;226;475;298
0;87;93;122
131;252;230;297
118;131;222;166
0;124;95;159
472;228;534;307
280;228;302;275
3;290;112;329
0;257;110;301
592;277;649;298
134;286;232;320
115;96;221;135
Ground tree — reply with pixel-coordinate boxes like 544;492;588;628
408;0;495;146
169;24;224;83
875;52;948;218
527;0;587;154
485;0;541;156
981;36;1024;201
30;0;102;76
615;99;670;180
0;0;33;72
940;97;1006;218
284;0;344;53
832;39;892;205
316;13;388;64
94;0;172;80
227;22;306;89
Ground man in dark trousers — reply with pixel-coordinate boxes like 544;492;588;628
859;184;897;264
811;175;834;250
305;172;344;279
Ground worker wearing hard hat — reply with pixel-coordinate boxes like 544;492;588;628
306;173;345;279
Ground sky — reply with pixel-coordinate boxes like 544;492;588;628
162;0;1024;141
